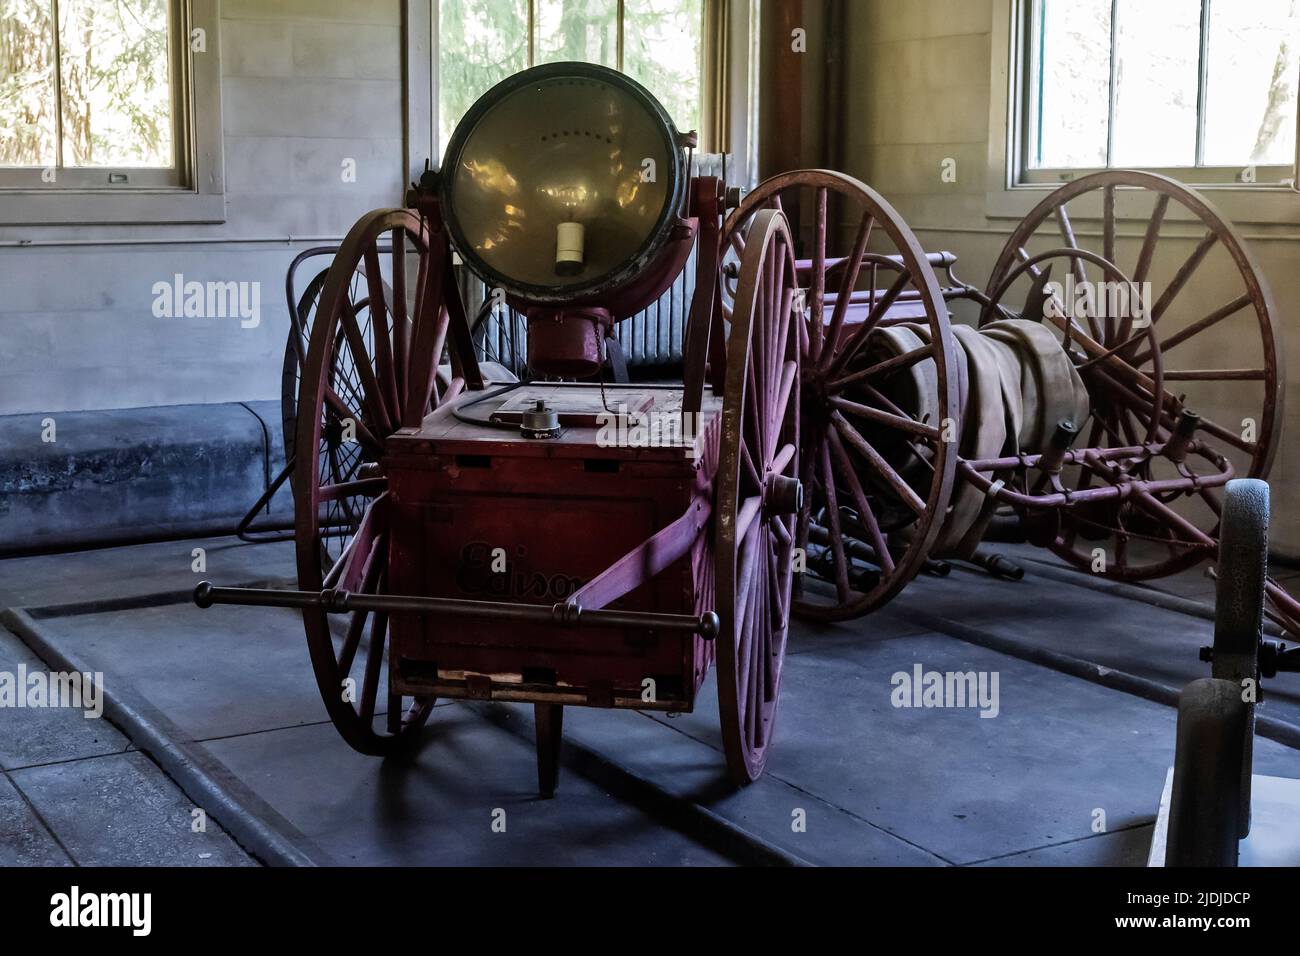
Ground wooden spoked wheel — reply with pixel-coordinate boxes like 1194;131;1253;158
983;171;1282;580
282;257;397;468
281;262;397;563
280;265;329;466
294;208;457;754
715;209;801;784
725;170;959;622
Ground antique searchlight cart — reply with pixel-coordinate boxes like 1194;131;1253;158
196;63;802;793
197;58;1300;839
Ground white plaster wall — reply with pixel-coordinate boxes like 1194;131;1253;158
0;0;408;416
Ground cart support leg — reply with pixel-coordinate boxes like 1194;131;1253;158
535;703;564;798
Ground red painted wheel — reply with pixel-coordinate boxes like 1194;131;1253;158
725;170;959;622
294;208;454;754
715;209;801;783
984;171;1283;580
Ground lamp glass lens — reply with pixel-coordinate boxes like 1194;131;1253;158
446;74;675;295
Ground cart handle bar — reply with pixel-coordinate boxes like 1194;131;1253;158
193;582;719;640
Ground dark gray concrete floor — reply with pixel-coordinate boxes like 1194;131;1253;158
970;543;1300;724
2;535;1298;866
0;625;253;866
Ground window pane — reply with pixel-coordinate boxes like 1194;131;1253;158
58;0;173;168
624;0;701;133
1110;0;1201;167
1030;0;1111;169
536;0;617;68
0;0;58;167
439;0;528;159
1202;0;1300;167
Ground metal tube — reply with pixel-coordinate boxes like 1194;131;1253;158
194;582;719;639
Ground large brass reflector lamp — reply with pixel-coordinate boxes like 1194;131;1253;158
441;62;694;377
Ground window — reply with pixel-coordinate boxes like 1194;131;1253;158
436;0;706;158
0;0;190;189
1021;0;1300;184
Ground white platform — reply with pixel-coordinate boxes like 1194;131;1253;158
1149;767;1300;866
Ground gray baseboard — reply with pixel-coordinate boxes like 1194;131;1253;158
0;401;292;555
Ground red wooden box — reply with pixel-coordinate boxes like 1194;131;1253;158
383;383;720;712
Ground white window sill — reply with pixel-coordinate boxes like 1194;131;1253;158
986;181;1300;228
0;189;227;227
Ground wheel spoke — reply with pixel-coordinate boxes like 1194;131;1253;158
335;532;386;676
1102;185;1116;273
1102;185;1118;342
1149;229;1218;326
793;433;820;597
751;545;770;747
827;270;912;377
1194;416;1256;454
770;359;798;460
1162;368;1265;382
391;228;410;401
736;495;763;546
324;388;384;456
745;349;765;466
773;265;794;390
323;496;384;591
832;411;926;515
760;248;778;433
363;245;400;418
829;395;940;441
741;440;763;491
820;211;875;370
1133;192;1171;285
771;441;796;479
1054;203;1101;340
808;186;828;363
337;605;370;681
359;608;389;725
1054;203;1088;288
827;426;895;574
318;477;386;502
1131;293;1252;366
767;537;785;638
818;442;852;601
829;342;932;391
339;302;393;435
734;514;764;701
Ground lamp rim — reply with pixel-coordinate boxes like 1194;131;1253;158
439;61;687;306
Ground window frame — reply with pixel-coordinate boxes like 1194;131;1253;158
0;0;225;226
1019;0;1295;186
988;0;1300;224
430;0;720;157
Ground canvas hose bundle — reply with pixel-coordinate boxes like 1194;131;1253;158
858;319;1089;559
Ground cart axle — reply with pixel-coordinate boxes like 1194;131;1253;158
1201;638;1300;678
